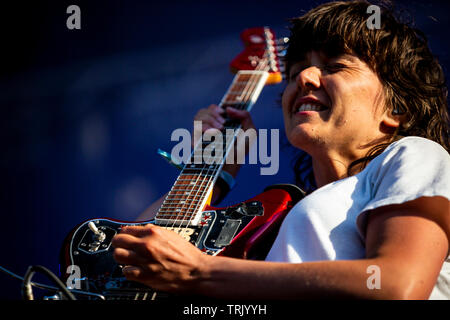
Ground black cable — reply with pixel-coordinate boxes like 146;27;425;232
0;264;105;300
22;265;77;300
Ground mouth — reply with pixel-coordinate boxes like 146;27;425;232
292;97;329;115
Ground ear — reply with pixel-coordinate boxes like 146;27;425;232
379;109;403;133
382;112;401;128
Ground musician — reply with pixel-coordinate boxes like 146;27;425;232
111;1;450;299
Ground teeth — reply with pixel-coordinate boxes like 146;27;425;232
296;103;324;113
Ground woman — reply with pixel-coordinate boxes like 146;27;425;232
111;1;450;299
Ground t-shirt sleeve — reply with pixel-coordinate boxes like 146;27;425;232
356;137;450;239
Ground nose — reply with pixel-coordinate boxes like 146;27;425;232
297;66;321;91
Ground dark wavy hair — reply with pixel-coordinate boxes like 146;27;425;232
284;0;450;192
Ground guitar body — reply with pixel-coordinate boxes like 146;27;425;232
59;185;304;300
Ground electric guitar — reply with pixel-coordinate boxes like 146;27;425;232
59;27;305;300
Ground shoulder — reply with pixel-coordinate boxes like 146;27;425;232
360;136;450;211
381;136;449;161
366;136;450;174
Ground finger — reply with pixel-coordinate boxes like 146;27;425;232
113;247;148;265
225;107;249;119
197;114;224;130
207;104;225;117
197;106;226;124
120;224;155;237
122;265;144;279
111;233;144;250
226;107;255;131
196;106;225;121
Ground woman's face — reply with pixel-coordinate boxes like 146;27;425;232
282;51;395;161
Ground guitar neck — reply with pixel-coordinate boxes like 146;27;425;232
155;70;269;226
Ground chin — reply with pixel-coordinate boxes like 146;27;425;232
288;124;324;151
287;129;312;150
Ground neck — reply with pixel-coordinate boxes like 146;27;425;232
310;148;367;188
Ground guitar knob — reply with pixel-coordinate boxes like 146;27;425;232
88;222;106;242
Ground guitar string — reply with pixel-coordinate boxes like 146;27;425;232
172;47;273;235
156;36;276;240
175;58;271;235
167;73;254;233
162;57;270;232
159;28;280;232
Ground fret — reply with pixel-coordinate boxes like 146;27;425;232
165;196;205;202
233;80;252;85
166;190;211;199
173;178;211;183
156;213;195;220
186;158;223;165
173;182;208;188
162;197;203;204
235;74;254;81
159;206;196;212
161;204;198;210
157;211;195;216
160;207;197;213
176;174;215;181
175;179;206;183
168;189;207;196
228;83;248;92
165;193;206;198
229;77;262;104
169;185;209;192
171;183;209;189
181;166;218;173
159;209;195;215
158;206;196;212
227;90;248;95
157;208;197;214
156;211;195;216
177;174;212;179
223;94;247;102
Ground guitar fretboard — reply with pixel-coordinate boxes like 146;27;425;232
155;70;269;226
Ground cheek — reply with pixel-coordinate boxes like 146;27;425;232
328;77;379;122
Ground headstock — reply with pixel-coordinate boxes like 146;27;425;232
229;27;287;85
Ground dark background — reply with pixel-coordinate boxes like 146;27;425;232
0;0;449;299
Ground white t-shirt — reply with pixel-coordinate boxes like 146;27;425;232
265;136;450;299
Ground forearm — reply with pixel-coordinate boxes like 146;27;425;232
196;255;409;300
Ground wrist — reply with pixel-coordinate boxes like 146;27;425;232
194;254;218;296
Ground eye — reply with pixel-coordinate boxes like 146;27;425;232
324;63;346;73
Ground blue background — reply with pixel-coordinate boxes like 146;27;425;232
0;0;449;299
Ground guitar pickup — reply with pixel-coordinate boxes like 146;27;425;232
215;219;241;247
